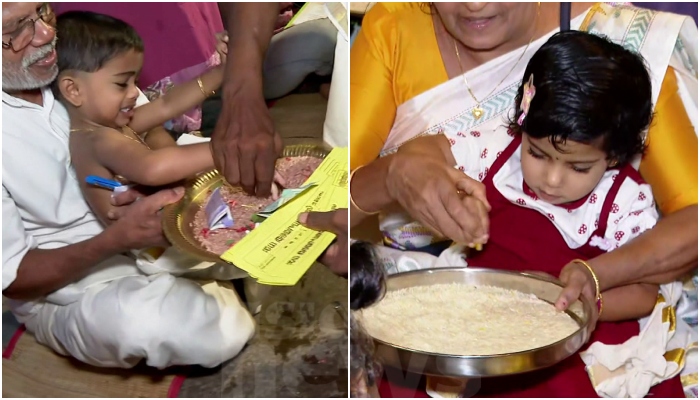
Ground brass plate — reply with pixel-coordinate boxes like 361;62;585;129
162;143;331;264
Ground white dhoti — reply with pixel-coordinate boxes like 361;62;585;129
13;251;255;369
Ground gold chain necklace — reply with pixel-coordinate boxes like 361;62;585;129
70;125;150;149
453;2;541;120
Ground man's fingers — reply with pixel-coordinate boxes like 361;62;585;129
110;188;140;206
239;144;257;195
254;145;276;197
210;124;229;178
299;211;343;235
138;187;185;213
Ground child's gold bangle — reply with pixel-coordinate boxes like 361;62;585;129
571;258;603;316
197;77;215;98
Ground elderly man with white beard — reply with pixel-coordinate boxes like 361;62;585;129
1;2;256;369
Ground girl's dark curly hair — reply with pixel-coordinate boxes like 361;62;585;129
509;31;653;165
350;242;386;397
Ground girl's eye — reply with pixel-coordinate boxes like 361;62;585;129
527;148;545;159
115;83;127;88
572;166;592;174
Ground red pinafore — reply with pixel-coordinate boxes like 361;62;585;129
378;136;684;398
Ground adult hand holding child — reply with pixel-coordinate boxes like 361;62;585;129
107;187;186;249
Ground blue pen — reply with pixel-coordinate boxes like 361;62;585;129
86;175;122;190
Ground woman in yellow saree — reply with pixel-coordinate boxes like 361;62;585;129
350;2;697;397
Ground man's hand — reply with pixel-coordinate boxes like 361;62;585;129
557;261;600;340
386;152;491;247
107;187;185;250
211;87;283;197
299;209;348;276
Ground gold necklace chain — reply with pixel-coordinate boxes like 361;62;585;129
70;125;150;150
453;2;541;120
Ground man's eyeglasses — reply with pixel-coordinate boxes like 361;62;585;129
2;3;56;52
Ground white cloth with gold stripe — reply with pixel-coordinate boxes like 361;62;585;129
580;282;697;397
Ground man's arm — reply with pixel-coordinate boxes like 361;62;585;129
3;187;184;300
4;231;125;300
218;3;278;90
211;3;283;197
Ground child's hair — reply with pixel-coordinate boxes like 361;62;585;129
55;11;144;74
510;31;652;165
350;242;386;396
351;242;386;310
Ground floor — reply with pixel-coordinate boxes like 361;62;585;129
178;265;348;398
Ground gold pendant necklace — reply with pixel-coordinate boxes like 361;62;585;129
453;2;541;120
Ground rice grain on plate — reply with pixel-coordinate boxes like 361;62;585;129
358;283;579;356
191;156;322;255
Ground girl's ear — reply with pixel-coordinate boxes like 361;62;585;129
57;73;84;108
607;158;619;168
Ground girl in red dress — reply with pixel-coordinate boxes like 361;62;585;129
365;31;686;398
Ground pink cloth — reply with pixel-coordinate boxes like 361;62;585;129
53;2;224;88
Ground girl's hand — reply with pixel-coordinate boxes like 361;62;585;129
215;31;229;64
557;261;600;340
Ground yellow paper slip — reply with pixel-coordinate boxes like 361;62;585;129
222;147;349;286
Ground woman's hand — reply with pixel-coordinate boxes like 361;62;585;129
385;151;491;247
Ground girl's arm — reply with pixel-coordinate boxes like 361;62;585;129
128;66;225;134
92;128;213;187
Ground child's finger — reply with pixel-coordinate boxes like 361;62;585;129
271;182;280;200
273;170;287;187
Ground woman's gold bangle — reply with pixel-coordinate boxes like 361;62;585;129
572;258;603;316
197;77;215;98
349;165;380;216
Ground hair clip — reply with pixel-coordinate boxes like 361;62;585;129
518;74;536;126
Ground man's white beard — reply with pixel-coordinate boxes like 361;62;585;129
2;37;59;92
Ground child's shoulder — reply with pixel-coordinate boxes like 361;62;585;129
612;166;650;201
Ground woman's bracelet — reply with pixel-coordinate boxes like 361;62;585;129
349;165;380;216
197;77;215;98
571;258;603;316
